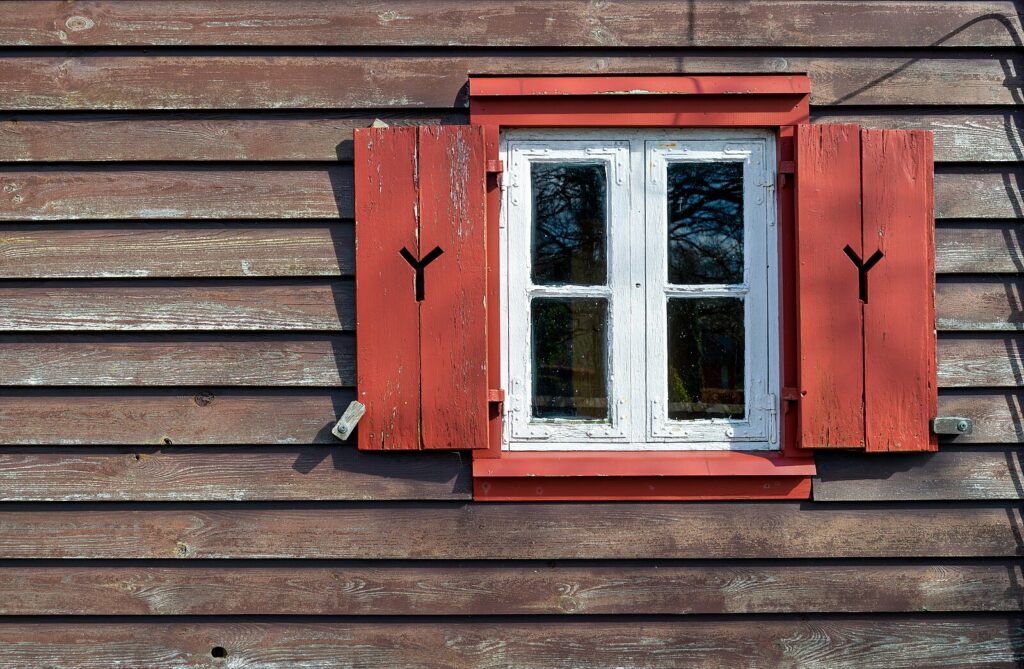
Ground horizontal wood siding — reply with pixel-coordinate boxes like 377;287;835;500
0;2;1021;666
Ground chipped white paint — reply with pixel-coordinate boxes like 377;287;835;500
502;129;778;451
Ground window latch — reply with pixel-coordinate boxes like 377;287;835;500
332;401;366;441
930;416;973;436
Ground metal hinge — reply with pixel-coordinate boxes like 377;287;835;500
488;389;505;405
931;416;973;436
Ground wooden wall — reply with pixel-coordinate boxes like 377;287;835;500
0;2;1021;666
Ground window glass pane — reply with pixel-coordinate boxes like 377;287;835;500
667;297;744;420
666;162;743;285
531;162;607;286
532;297;608;420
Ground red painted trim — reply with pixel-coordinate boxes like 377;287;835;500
475;476;812;502
481;124;504;459
470;75;811;97
473;451;815;478
467;74;815;495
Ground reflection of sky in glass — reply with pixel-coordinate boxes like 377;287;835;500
531;162;607;286
667;162;743;285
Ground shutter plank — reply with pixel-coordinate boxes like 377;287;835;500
354;127;421;450
795;124;865;449
417;126;489;450
861;129;938;452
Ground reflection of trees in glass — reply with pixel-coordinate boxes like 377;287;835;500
532;298;608;419
667;298;744;420
532;163;607;286
667;162;743;285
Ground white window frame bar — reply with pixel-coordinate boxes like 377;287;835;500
501;129;779;452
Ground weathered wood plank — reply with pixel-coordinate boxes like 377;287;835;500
0;223;353;278
0;390;1015;446
4;1;1021;47
0;166;352;220
0;334;353;386
0;112;459;162
0;168;1011;221
938;336;1024;387
936;222;1024;274
814;110;1024;163
2;111;1016;163
935;167;1024;219
0;504;1017;559
937;279;1024;331
814;450;1024;501
0;618;1020;669
0;281;352;331
0;389;351;445
0;447;469;501
0;54;1018;110
0;562;1018;615
939;391;1024;443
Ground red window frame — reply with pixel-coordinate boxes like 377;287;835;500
469;74;815;501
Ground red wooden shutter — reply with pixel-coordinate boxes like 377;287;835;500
795;124;937;452
354;125;489;450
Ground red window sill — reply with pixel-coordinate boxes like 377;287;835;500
472;451;814;501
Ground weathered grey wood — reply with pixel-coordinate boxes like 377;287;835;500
0;112;460;162
0;223;354;278
0;389;351;445
0;168;1012;221
0;562;1018;615
936;222;1024;274
813;110;1024;163
4;1;1021;47
0;334;354;385
938;391;1024;443
0;618;1021;669
938;336;1024;387
0;54;1018;110
0;390;1014;445
814;450;1024;501
934;167;1024;220
0;281;352;331
2;111;1016;163
937;280;1024;331
0;166;352;220
0;504;1017;559
0;447;469;501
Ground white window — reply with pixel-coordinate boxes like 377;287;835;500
501;129;779;451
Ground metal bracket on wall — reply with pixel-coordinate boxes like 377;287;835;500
930;416;973;436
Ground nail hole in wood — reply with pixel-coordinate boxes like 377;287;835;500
211;646;227;659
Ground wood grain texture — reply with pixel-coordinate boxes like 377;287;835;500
2;111;1016;163
0;166;352;220
0;223;353;278
0;392;1016;446
0;618;1019;669
0;562;1018;615
861;128;937;452
0;112;458;162
0;503;1017;559
939;391;1024;443
0;447;470;501
0;54;1018;110
814;450;1024;501
938;336;1024;387
4;1;1020;47
937;279;1024;331
0;280;352;331
0;389;351;445
813;110;1024;163
795;124;864;449
0;334;354;386
0;168;1010;221
935;167;1024;219
936;222;1024;274
354;126;421;451
417;125;489;450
